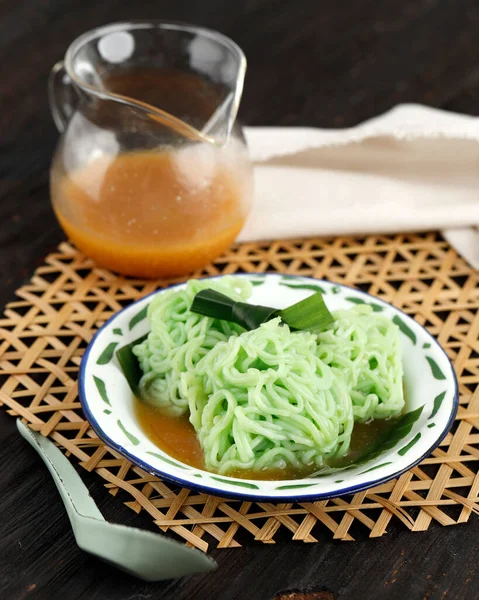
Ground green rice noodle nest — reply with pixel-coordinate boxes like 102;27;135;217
316;305;404;422
134;281;405;476
133;277;251;416
182;318;355;474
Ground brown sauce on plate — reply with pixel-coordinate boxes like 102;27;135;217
135;399;401;480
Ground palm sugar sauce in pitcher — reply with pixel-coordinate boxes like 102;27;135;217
49;22;253;278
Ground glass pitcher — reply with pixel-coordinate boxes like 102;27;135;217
49;21;253;278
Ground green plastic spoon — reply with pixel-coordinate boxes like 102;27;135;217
17;420;216;581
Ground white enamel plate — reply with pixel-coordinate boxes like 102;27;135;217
79;274;458;501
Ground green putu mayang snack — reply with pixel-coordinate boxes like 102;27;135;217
183;318;354;473
316;304;404;422
134;280;404;474
133;277;251;416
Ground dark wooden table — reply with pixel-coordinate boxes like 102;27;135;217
1;1;479;599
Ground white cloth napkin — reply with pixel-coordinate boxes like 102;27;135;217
240;104;479;269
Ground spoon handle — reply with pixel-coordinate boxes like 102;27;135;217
17;420;104;522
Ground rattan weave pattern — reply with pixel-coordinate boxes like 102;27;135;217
0;233;477;550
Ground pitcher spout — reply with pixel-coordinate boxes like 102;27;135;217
53;21;246;147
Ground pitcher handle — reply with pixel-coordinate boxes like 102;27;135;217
49;61;77;132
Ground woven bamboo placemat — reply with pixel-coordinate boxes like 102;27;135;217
0;232;478;550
